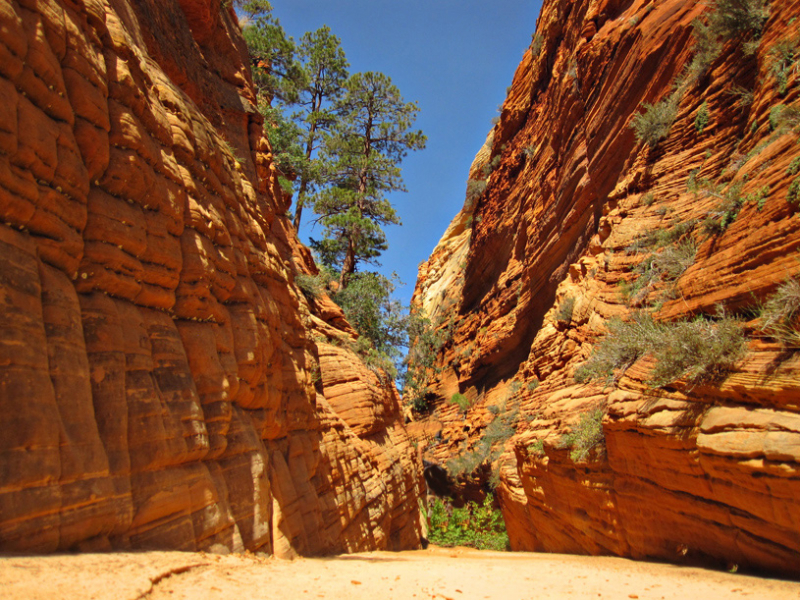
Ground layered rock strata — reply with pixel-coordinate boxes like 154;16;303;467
0;0;423;556
410;0;800;575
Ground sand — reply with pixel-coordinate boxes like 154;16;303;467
1;546;798;600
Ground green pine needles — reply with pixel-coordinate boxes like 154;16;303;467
311;71;426;287
242;3;427;384
242;3;426;290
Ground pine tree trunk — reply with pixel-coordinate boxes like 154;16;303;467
339;237;356;289
292;111;319;231
292;179;308;230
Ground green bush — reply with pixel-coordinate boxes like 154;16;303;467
450;392;473;412
487;464;504;489
295;272;325;299
769;104;800;133
687;168;714;194
630;96;679;147
695;101;710;133
559;408;605;462
704;181;768;224
702;215;725;235
332;272;407;380
482;155;502;178
556;296;576;323
530;33;544;55
626;219;696;254
527;438;545;456
624;256;660;303
652;239;697;280
647;315;746;386
297;270;408;381
751;185;770;211
404;311;453;411
483;411;517;445
575;312;746;387
686;19;722;84
445;449;486;478
446;408;518;478
349;338;394;378
624;224;697;306
789;177;800;206
707;0;769;40
769;37;799;95
769;105;784;130
427;494;509;551
703;180;746;233
729;85;754;107
466;179;488;202
574;314;656;384
681;0;766;89
760;277;800;347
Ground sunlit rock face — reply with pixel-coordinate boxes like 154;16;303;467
0;0;423;556
410;0;800;575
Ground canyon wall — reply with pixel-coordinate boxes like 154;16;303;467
0;0;423;556
411;0;800;575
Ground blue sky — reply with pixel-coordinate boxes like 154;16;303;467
271;0;543;306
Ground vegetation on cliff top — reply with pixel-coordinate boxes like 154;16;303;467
241;1;425;285
240;0;425;380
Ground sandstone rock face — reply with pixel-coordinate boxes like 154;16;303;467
411;0;800;575
0;0;423;556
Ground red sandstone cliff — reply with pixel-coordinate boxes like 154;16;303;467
411;0;800;575
0;0;423;556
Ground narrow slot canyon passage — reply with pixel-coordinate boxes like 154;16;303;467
422;461;511;552
2;0;800;595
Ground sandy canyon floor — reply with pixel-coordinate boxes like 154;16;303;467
2;547;798;600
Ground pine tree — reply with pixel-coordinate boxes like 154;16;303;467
239;0;306;182
290;27;349;230
312;72;426;288
239;1;302;104
241;6;349;228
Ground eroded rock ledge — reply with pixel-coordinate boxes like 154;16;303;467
0;0;423;556
410;0;800;575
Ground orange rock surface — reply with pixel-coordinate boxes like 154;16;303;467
0;0;423;556
410;0;800;575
